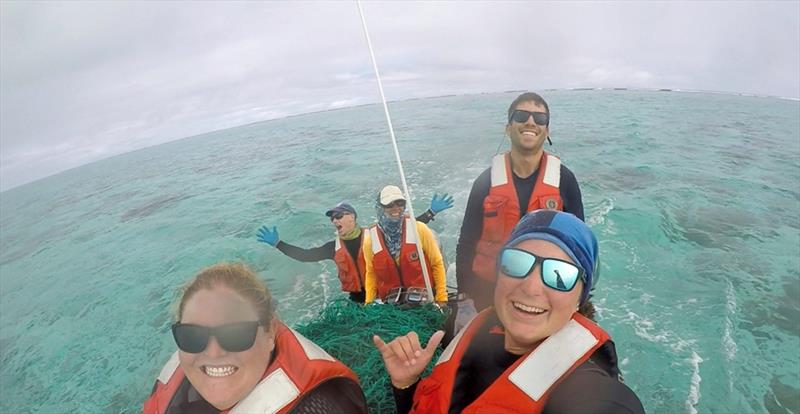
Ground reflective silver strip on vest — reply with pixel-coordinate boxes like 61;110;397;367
289;327;335;361
231;368;299;414
542;154;561;187
334;236;342;251
507;319;598;401
404;218;418;244
490;154;507;187
436;312;481;365
370;227;382;254
157;351;180;384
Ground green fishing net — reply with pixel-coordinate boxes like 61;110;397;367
295;300;448;413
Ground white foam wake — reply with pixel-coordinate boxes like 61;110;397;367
722;280;738;394
685;351;703;414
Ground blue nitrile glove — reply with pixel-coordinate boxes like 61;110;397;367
256;225;279;247
430;193;455;214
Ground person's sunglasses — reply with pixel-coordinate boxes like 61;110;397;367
330;212;347;221
499;248;584;292
172;321;262;353
382;200;406;209
509;109;549;126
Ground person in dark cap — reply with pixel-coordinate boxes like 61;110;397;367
256;193;454;303
373;210;644;414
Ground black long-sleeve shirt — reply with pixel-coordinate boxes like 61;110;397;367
274;210;436;303
393;313;644;414
170;377;367;414
455;164;583;310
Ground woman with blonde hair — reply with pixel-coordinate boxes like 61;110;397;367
143;263;367;414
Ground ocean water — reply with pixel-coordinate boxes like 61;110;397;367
1;90;798;413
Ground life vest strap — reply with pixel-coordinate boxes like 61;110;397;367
542;154;561;187
507;319;598;401
230;367;299;414
490;154;507;187
157;352;180;384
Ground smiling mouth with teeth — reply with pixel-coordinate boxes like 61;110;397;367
513;301;547;315
203;365;238;377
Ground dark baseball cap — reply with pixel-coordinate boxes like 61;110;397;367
325;202;357;218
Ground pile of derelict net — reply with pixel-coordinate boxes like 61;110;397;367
294;300;448;413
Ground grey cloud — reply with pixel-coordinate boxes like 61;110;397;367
1;1;798;191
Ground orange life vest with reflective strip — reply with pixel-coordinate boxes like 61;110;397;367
142;322;359;414
472;152;563;282
369;218;432;301
410;308;610;414
333;231;366;292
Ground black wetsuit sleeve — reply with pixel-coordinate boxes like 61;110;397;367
542;361;645;414
288;377;368;414
416;209;435;224
392;381;419;414
275;240;336;262
560;165;584;221
456;168;492;292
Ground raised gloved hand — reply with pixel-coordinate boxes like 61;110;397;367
256;225;280;247
430;193;454;214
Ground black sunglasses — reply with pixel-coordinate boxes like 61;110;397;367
509;109;549;126
382;200;406;209
330;212;347;221
172;321;262;353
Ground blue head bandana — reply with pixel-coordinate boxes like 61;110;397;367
502;210;599;304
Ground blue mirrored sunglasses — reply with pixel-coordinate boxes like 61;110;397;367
499;248;585;292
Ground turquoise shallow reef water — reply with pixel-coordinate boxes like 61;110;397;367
1;90;798;413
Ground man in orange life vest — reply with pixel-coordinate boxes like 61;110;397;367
456;92;585;312
256;193;453;303
373;210;644;414
363;185;449;306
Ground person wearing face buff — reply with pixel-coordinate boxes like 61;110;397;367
142;263;368;414
256;193;453;304
363;185;448;306
373;210;645;414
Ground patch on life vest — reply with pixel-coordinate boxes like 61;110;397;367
409;251;419;261
545;198;558;209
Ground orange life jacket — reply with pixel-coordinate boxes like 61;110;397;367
410;309;610;414
333;231;366;292
142;322;360;414
472;152;563;282
368;217;433;301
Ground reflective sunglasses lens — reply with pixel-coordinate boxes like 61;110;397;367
331;212;344;221
541;259;580;291
532;112;549;126
172;324;209;353
215;321;260;352
499;249;536;278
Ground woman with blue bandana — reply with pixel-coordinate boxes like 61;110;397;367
363;185;448;305
373;210;644;413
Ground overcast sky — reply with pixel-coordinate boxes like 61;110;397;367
1;1;798;191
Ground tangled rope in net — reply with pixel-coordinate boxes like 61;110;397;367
295;300;448;413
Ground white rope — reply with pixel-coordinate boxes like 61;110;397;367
356;0;435;303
